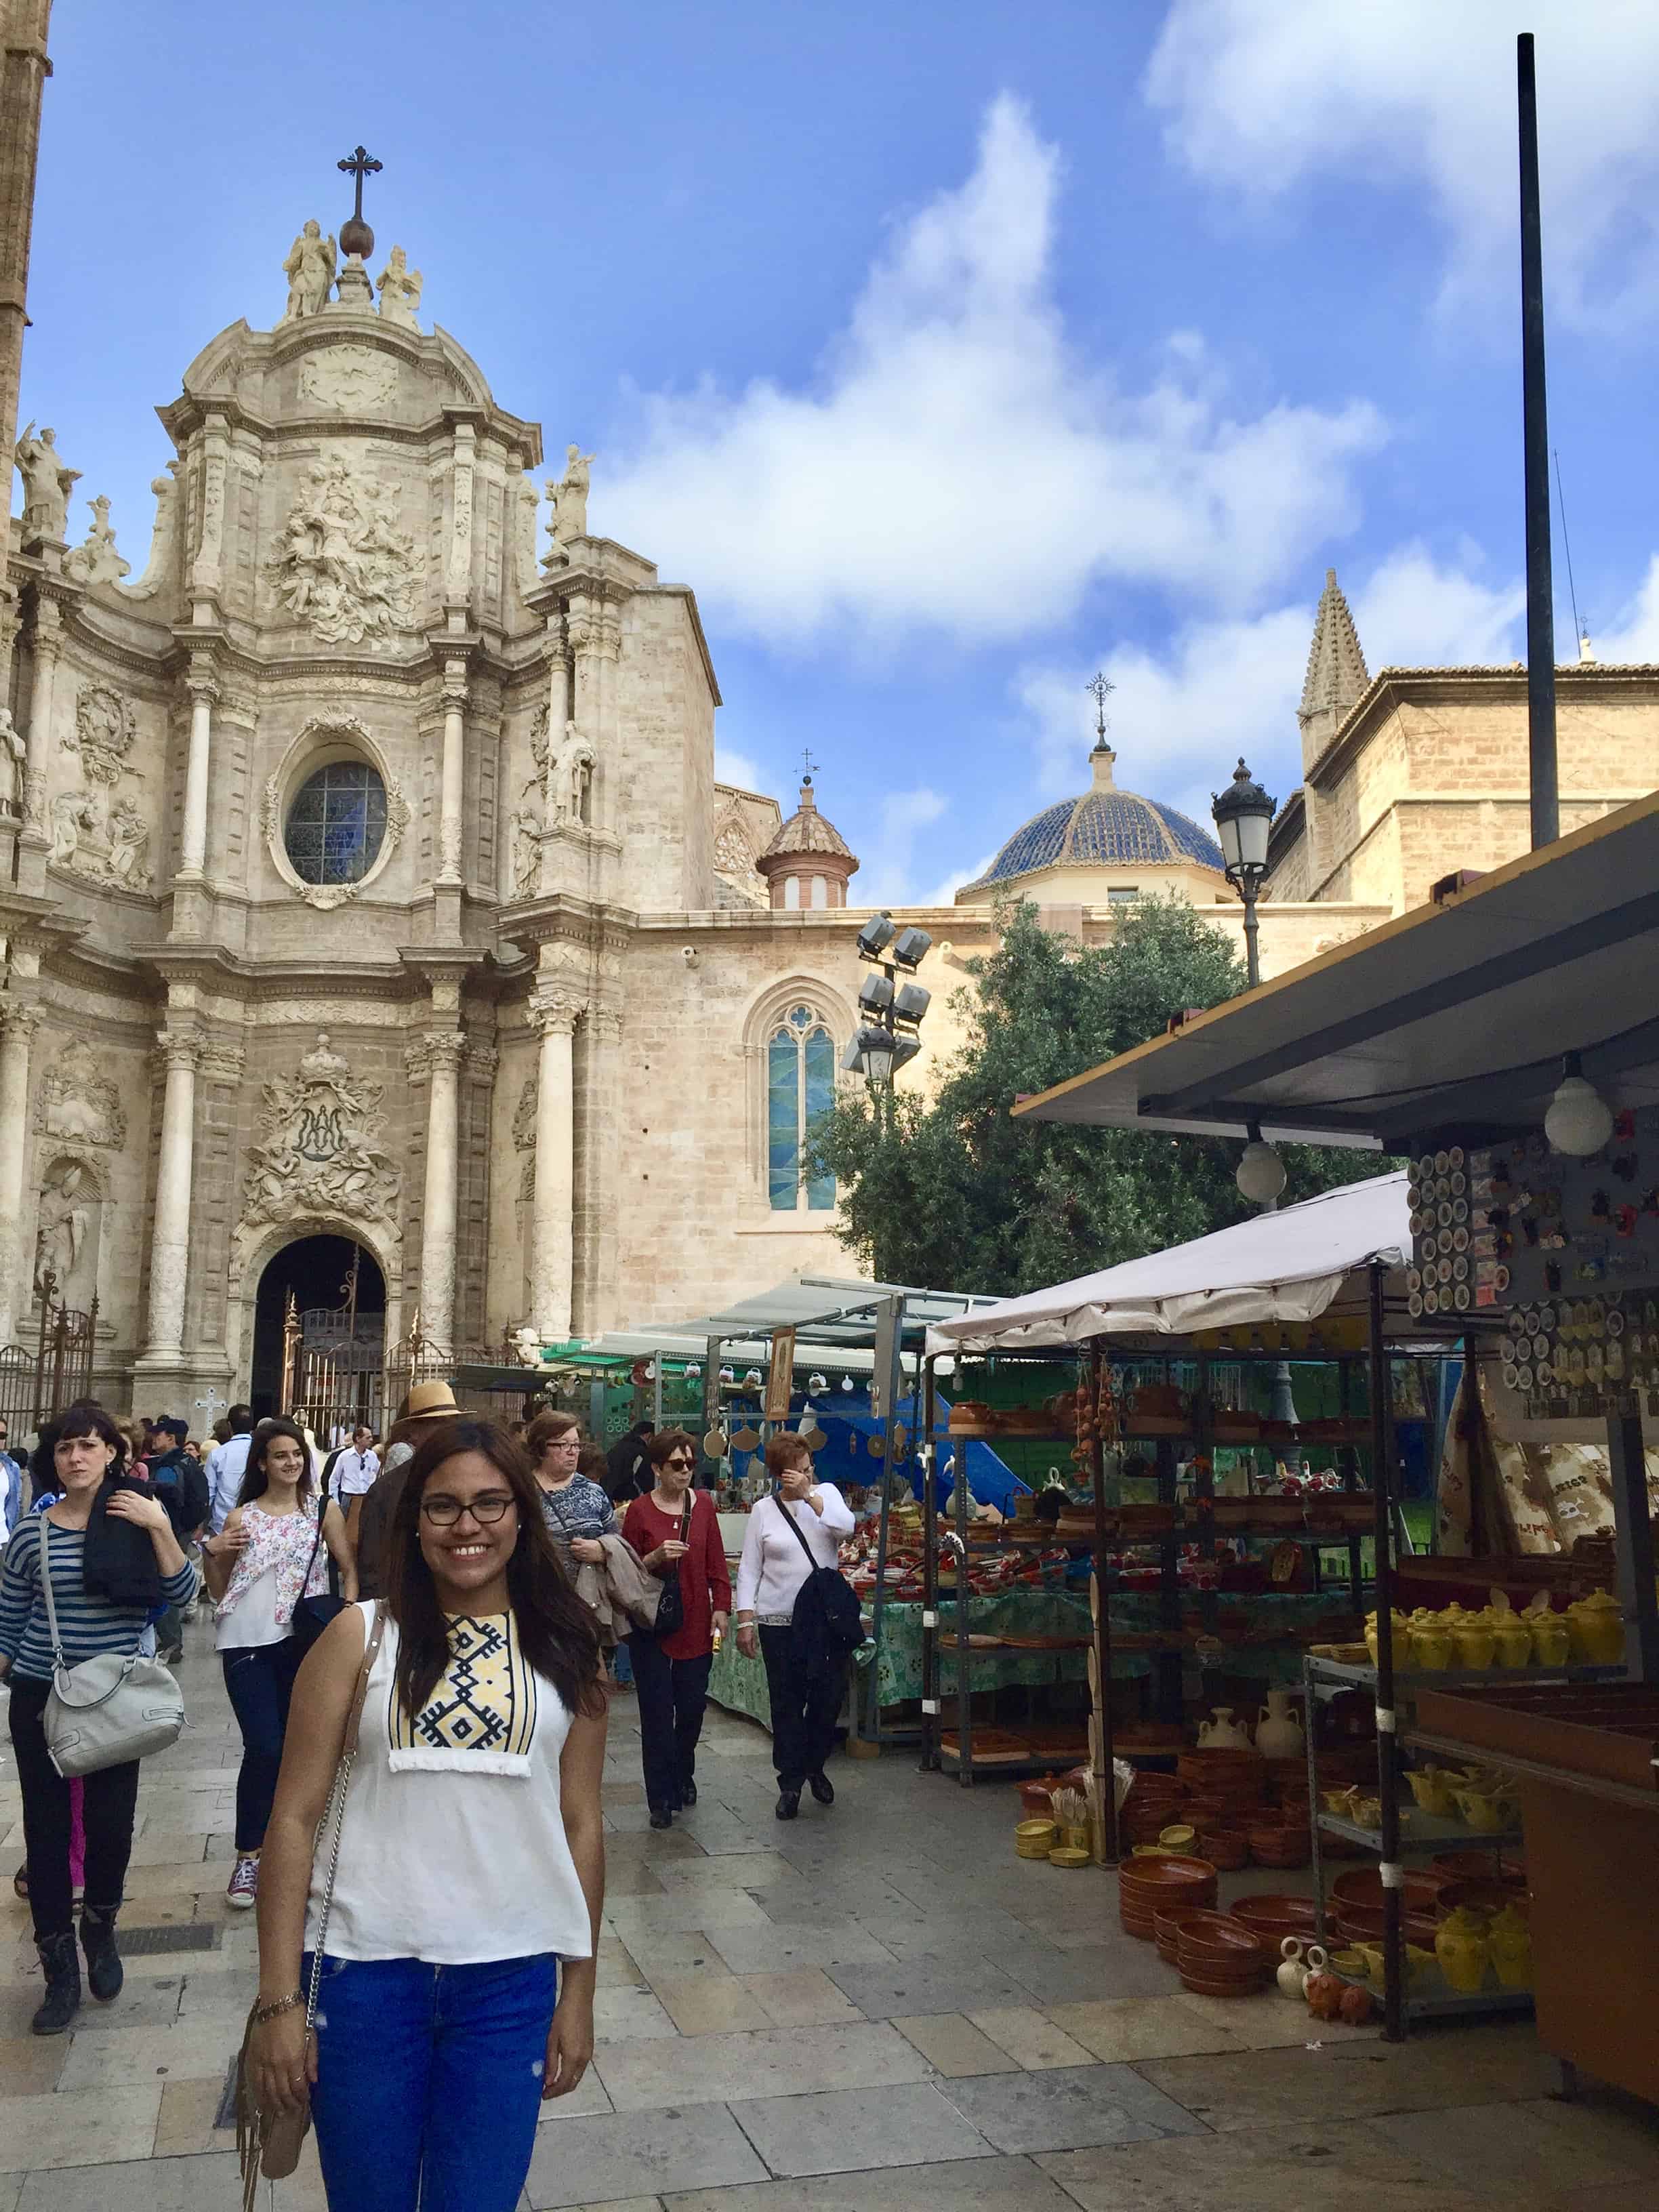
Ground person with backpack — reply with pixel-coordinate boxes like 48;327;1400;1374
733;1435;856;1821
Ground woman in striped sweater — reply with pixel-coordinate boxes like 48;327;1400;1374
0;1403;197;2034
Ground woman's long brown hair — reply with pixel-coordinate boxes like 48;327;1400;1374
383;1418;605;1723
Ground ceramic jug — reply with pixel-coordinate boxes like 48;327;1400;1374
1488;1904;1533;1991
1196;1707;1256;1754
1256;1688;1305;1761
1435;1906;1491;1994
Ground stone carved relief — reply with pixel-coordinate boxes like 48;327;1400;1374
510;808;541;899
268;455;416;645
64;495;130;587
512;1073;537;1153
241;1031;402;1235
527;707;594;825
300;346;398;415
0;710;23;820
70;685;137;785
37;1038;128;1149
50;685;150;891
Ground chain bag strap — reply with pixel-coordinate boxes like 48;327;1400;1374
237;1601;386;2204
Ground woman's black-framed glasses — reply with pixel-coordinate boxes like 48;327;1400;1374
422;1492;515;1526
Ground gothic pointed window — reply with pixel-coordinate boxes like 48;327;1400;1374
285;760;388;886
767;1004;836;1212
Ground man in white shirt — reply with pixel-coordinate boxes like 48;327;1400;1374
204;1406;256;1536
330;1425;380;1509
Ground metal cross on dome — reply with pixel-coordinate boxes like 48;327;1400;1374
337;145;382;218
1086;671;1116;743
802;747;819;781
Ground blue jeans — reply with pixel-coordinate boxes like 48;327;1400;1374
306;1951;558;2211
222;1639;303;1852
611;1637;634;1685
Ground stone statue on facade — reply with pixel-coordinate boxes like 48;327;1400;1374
106;794;151;886
0;709;24;819
375;244;423;329
14;423;79;540
547;720;596;825
511;808;542;899
50;788;98;869
34;1164;89;1300
64;495;131;588
548;445;595;550
282;220;337;319
38;1038;127;1149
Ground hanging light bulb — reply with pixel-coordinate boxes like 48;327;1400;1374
1544;1052;1614;1157
1236;1134;1287;1206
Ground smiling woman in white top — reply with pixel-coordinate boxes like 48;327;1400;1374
202;1419;355;1912
733;1433;855;1821
247;1417;606;2212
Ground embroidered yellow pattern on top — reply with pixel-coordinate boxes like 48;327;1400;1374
391;1611;538;1758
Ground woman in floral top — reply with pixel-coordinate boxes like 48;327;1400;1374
525;1411;617;1572
201;1418;355;1912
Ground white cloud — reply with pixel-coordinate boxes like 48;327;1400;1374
855;787;951;905
713;745;768;794
915;853;999;907
1145;1;1659;329
1012;543;1525;825
1597;558;1659;663
603;96;1383;647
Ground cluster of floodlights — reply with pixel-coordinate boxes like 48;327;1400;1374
844;912;933;1083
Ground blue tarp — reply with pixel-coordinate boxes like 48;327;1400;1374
724;1393;1029;1515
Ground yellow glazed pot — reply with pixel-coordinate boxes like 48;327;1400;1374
1452;1785;1513;1835
1435;1908;1492;1994
1492;1621;1534;1668
1411;1627;1452;1671
1567;1593;1625;1666
1488;1904;1534;1991
1527;1615;1570;1667
1451;1624;1496;1669
1405;1767;1460;1818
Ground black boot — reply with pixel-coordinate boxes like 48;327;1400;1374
808;1771;835;1805
680;1780;697;1807
775;1788;800;1820
32;1932;80;2036
80;1906;124;2003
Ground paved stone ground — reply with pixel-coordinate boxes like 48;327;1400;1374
2;1631;1656;2209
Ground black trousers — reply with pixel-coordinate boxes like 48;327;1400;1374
7;1673;140;1942
758;1625;844;1792
628;1635;712;1814
222;1638;304;1852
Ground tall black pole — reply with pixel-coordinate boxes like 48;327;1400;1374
1518;32;1559;848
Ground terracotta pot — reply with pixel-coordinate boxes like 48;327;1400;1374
1230;1893;1319;1941
1333;1904;1441;1948
1018;1781;1057;1820
1197;1828;1250;1872
1174;1911;1270;1964
1330;1866;1446;1917
1153;1903;1212;1963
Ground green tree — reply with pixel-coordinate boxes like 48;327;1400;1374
808;896;1361;1294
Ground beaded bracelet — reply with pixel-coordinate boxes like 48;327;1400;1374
251;1990;305;2024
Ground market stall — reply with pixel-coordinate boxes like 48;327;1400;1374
1007;795;1659;2064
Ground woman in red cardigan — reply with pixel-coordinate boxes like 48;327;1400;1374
620;1429;731;1828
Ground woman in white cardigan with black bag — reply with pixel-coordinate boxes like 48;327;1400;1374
733;1433;855;1820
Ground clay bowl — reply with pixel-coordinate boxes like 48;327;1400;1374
1197;1827;1250;1872
1330;1866;1446;1917
1430;1848;1526;1887
1118;1852;1219;1899
1178;1750;1267;1799
1153;1903;1212;1963
1230;1893;1319;1942
1261;1756;1307;1801
1334;1903;1441;1948
1120;1909;1159;1942
1175;1910;1271;1965
1179;1964;1269;1998
1247;1826;1311;1870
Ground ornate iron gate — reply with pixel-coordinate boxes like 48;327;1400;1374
0;1276;100;1436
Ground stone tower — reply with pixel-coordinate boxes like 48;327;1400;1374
1297;567;1369;776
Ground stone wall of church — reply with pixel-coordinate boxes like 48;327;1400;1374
612;590;718;913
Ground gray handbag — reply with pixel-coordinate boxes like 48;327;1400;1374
39;1518;188;1777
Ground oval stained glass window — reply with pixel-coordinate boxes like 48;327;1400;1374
284;760;388;886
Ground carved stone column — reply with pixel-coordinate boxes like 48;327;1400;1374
529;988;583;1342
179;657;218;879
544;615;570;750
188;410;230;613
22;590;59;827
144;1028;201;1356
446;422;475;612
573;1004;622;1335
0;7;52;705
438;656;467;888
413;1029;465;1353
0;1001;41;1349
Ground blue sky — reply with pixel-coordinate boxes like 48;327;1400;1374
19;1;1659;902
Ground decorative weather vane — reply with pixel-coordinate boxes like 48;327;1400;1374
802;746;819;783
337;144;383;261
1087;670;1116;748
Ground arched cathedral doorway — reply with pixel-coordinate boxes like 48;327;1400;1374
249;1234;387;1425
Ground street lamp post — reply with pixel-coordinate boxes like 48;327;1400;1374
844;914;932;1094
1211;758;1277;989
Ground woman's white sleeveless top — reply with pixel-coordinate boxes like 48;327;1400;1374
304;1601;592;1965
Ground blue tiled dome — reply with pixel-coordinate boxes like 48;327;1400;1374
970;749;1225;888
